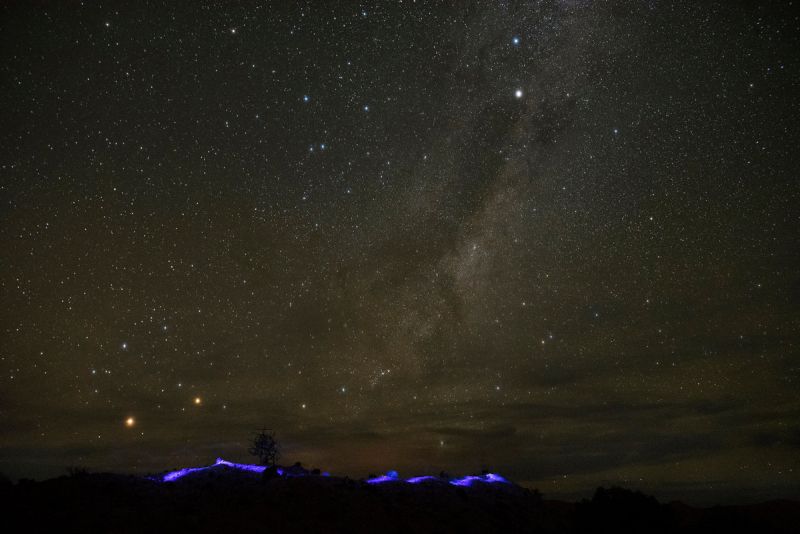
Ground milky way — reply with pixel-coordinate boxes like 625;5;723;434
1;1;798;504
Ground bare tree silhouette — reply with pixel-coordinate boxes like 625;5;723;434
248;428;280;466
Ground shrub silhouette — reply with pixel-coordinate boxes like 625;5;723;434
261;465;280;480
66;466;90;478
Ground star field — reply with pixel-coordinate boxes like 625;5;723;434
1;1;798;504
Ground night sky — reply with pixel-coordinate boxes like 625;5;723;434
1;1;798;504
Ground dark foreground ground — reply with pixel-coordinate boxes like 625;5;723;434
2;468;798;533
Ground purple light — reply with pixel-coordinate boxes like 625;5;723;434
157;458;511;487
368;470;511;486
484;473;509;483
214;458;279;474
159;458;283;482
449;476;483;487
162;466;208;482
367;470;401;484
449;473;510;487
406;476;438;484
366;475;397;484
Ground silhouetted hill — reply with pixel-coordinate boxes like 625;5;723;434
2;467;797;533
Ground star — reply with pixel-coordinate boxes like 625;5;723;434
515;89;523;99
